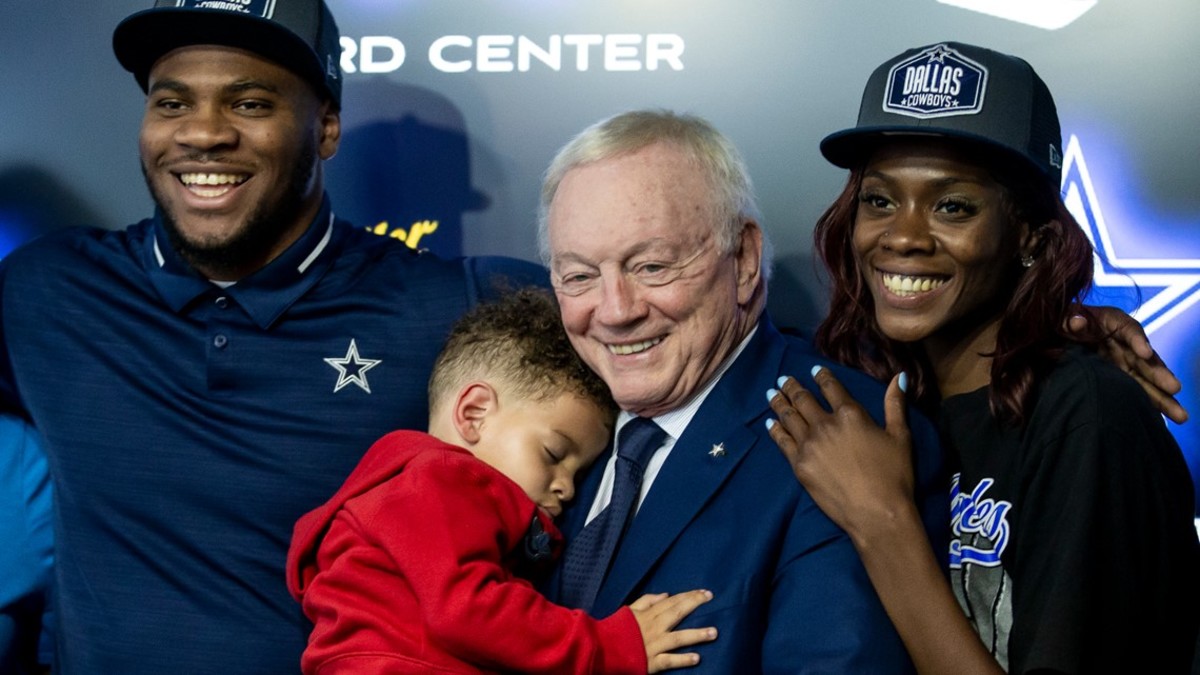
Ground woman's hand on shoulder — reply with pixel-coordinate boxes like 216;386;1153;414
766;367;916;546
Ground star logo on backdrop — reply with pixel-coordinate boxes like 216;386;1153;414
1061;134;1200;336
324;339;382;393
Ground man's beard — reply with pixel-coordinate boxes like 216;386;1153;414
146;136;319;280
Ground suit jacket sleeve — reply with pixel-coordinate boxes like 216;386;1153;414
758;361;938;673
757;361;944;673
758;476;916;673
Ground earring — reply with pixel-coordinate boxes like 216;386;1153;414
1020;255;1035;268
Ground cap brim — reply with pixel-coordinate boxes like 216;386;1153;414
820;125;1054;182
113;9;325;98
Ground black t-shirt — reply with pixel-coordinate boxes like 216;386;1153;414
940;346;1199;674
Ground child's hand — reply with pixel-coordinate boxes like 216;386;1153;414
628;590;717;672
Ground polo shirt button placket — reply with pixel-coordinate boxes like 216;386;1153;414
209;295;231;351
205;291;236;391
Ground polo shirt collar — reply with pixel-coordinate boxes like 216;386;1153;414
145;197;342;329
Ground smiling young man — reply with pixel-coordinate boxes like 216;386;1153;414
138;44;340;281
0;1;543;672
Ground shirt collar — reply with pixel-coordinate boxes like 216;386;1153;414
145;197;341;329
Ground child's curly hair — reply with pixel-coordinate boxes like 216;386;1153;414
428;287;615;419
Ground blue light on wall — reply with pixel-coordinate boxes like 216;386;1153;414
0;215;36;259
1063;134;1200;515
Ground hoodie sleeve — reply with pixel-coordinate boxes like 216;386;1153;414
297;441;646;675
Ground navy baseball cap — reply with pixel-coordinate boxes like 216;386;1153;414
821;42;1062;187
113;0;342;107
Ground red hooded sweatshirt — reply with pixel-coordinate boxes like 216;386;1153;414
286;430;645;674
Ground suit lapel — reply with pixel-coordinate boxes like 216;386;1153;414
592;320;788;614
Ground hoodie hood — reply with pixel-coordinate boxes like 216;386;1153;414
287;430;460;599
286;430;562;600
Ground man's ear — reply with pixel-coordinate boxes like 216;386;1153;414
451;382;498;446
734;220;764;306
317;102;341;160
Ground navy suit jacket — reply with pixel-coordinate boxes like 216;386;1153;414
544;317;948;673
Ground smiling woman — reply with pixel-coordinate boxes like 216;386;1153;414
848;139;1028;372
767;41;1200;675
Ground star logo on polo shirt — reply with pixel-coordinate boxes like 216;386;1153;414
324;339;382;393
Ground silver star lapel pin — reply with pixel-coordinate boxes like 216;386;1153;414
709;443;726;458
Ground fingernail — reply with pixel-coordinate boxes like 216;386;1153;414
811;365;825;379
766;388;779;403
898;371;908;392
776;375;789;388
765;418;776;431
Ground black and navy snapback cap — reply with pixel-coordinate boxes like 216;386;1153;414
113;0;342;107
821;42;1063;187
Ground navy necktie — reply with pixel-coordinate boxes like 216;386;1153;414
559;417;667;612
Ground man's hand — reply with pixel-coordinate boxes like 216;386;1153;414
1074;308;1187;423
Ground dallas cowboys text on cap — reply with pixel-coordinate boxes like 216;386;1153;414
883;44;988;119
820;41;1064;187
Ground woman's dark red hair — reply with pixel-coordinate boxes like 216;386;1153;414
813;145;1101;425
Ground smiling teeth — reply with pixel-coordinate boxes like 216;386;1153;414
882;273;946;297
608;338;661;355
179;173;248;198
180;173;248;186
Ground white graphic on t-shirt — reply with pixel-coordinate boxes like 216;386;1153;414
949;472;1015;669
324;339;382;393
950;473;1012;567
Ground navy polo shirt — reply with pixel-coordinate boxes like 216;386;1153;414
0;198;547;674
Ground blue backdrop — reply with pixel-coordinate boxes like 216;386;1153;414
2;1;1197;519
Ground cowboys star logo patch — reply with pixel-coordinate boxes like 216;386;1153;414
884;43;988;119
324;339;382;393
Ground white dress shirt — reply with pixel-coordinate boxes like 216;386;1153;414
582;327;758;524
